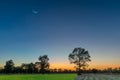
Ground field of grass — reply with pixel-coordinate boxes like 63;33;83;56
0;74;120;80
0;74;76;80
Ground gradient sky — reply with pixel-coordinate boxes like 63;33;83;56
0;0;120;69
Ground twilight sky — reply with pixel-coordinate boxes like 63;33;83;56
0;0;120;69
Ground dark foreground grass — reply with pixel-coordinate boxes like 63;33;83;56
0;74;76;80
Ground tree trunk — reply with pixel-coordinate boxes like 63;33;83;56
77;63;81;75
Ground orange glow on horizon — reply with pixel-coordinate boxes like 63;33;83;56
0;62;120;70
50;63;75;70
50;62;120;70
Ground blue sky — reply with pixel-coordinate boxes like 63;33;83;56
0;0;120;69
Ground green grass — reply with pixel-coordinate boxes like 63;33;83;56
0;74;120;80
0;74;76;80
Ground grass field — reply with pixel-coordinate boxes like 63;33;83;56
0;74;120;80
0;74;76;80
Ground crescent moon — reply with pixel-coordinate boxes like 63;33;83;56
32;10;39;14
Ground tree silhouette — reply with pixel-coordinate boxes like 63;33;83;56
21;63;29;73
69;47;91;75
14;66;22;73
21;63;35;73
91;68;98;74
38;55;50;74
4;60;15;73
27;63;35;73
35;62;41;73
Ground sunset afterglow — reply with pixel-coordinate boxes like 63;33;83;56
0;0;120;70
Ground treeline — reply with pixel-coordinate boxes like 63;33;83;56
1;64;120;74
0;55;50;74
81;68;120;74
0;55;120;74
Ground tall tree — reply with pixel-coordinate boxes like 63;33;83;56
38;55;50;74
4;60;15;73
69;47;91;75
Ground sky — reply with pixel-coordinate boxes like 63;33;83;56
0;0;120;69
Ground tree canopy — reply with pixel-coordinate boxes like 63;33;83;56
4;60;15;73
38;55;50;74
69;47;91;75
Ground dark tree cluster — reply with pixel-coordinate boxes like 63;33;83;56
49;68;76;73
0;47;119;75
81;68;120;74
0;55;50;74
1;64;120;74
